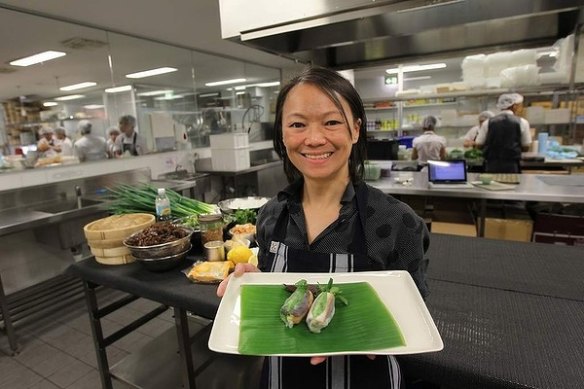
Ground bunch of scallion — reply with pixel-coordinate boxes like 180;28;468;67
107;184;216;219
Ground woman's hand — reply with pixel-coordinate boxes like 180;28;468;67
216;263;260;297
310;355;377;365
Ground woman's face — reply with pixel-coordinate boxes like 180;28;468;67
281;83;360;182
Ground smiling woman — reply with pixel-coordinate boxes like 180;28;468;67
218;67;430;389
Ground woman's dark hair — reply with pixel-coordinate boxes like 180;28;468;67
273;66;367;183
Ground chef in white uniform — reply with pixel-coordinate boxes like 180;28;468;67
73;120;107;162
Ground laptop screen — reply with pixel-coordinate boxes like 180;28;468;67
427;160;467;183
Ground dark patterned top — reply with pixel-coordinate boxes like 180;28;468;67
256;179;430;297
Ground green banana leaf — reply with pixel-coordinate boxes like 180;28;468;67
239;282;405;355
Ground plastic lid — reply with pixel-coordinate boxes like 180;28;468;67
157;188;165;195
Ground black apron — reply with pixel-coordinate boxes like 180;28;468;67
483;114;522;173
122;132;138;156
260;183;402;389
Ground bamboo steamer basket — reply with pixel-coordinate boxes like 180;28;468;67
94;254;135;265
84;213;154;265
90;245;131;258
86;238;125;249
84;213;155;241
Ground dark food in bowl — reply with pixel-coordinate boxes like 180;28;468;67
123;223;194;261
125;222;189;246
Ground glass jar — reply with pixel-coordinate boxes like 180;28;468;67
199;214;224;245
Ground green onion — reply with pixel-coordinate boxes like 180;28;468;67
106;183;216;219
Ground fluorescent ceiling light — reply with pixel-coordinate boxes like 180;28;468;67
199;92;220;98
254;81;280;87
386;63;446;74
205;78;246;87
236;91;246;95
137;89;173;96
43;102;58;107
404;76;432;81
55;94;85;101
60;82;97;91
125;67;177;79
155;94;184;101
105;85;132;93
234;86;247;91
9;50;66;67
84;104;104;109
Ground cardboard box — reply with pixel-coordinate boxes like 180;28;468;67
484;218;533;242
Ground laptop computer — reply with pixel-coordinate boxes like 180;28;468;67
427;160;473;189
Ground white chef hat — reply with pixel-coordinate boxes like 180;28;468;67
77;120;92;135
38;127;53;136
496;93;524;109
478;111;494;121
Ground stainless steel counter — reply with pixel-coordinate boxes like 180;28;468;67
370;172;584;238
370;172;584;203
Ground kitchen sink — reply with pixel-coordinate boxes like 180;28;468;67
33;198;103;214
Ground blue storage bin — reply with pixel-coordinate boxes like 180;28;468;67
398;136;415;149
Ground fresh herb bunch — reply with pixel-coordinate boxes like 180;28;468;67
233;208;257;225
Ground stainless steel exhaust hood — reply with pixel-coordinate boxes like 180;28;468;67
219;0;583;69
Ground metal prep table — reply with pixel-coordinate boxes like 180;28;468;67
369;172;584;237
68;233;584;389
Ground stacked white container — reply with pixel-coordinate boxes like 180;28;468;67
210;133;251;171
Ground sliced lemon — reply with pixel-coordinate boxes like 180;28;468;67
226;246;254;265
248;254;258;267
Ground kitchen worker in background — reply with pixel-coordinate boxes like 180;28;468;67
36;128;57;158
73;120;107;162
475;93;532;173
411;115;447;164
463;110;493;148
218;66;429;389
114;115;148;156
106;126;120;158
52;127;73;156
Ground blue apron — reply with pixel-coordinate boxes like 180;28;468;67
260;183;402;389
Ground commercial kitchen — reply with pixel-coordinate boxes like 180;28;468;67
0;1;583;388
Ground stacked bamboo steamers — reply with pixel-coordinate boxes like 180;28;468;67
83;213;155;265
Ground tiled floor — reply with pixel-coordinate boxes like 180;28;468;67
0;289;176;389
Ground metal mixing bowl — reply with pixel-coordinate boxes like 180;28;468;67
123;226;194;260
134;244;192;272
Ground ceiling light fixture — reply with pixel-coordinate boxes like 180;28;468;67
254;81;280;87
105;85;132;93
60;82;97;91
236;91;246;95
154;94;184;101
205;78;246;87
198;92;220;98
404;76;432;81
55;94;85;101
43;102;58;107
386;63;446;74
9;50;66;67
137;89;173;96
125;67;177;79
83;104;104;109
